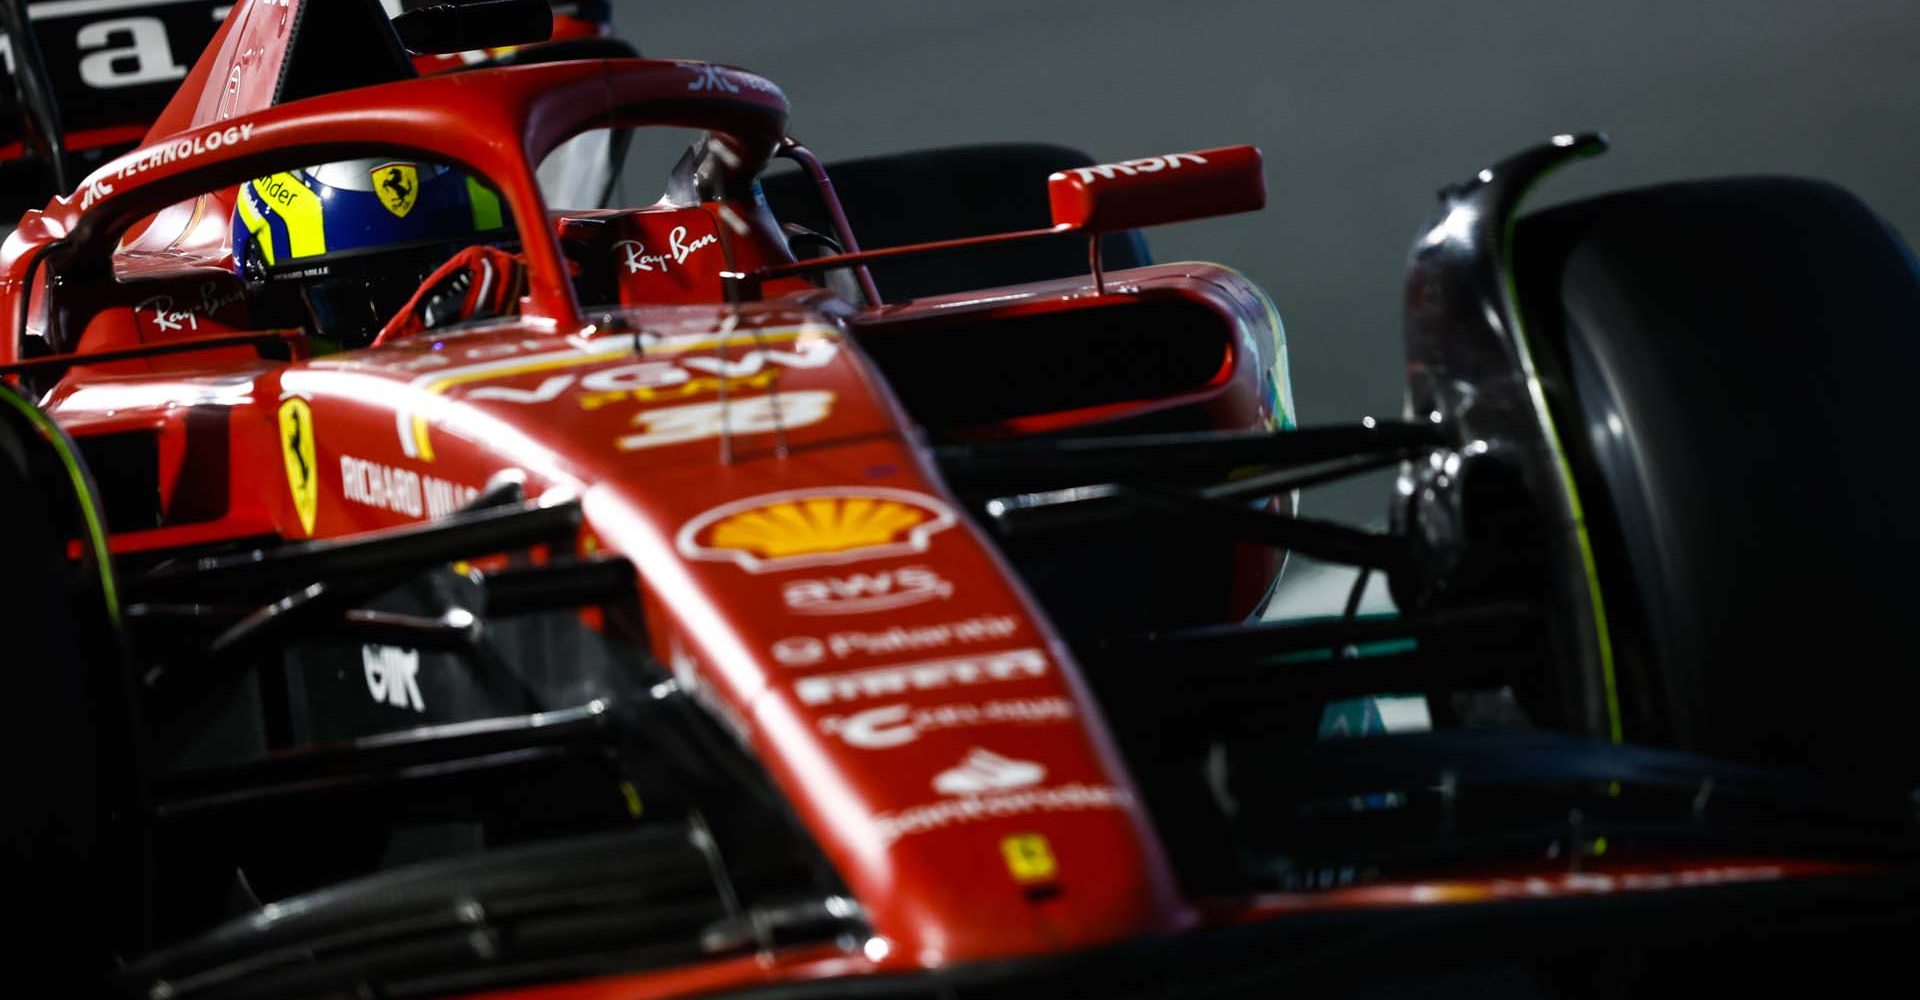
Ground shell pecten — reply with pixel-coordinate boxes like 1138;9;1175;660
709;496;932;559
676;487;960;572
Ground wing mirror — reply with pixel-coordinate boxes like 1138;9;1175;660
392;0;554;55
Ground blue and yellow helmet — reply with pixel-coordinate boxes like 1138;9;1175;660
232;158;506;277
231;158;510;343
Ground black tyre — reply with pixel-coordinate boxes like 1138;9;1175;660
0;384;144;978
1514;177;1920;778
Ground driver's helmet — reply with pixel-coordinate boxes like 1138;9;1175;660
231;158;508;342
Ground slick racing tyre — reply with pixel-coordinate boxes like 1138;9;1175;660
0;384;143;980
1514;177;1920;779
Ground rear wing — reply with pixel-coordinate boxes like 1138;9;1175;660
755;144;1266;300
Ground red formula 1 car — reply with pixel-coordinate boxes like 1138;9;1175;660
4;2;1919;997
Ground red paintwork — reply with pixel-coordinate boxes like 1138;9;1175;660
1047;145;1267;233
2;3;1895;997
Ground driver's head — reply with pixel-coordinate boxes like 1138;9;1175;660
231;158;508;343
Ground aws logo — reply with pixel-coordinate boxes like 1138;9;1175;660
782;565;954;616
676;488;957;573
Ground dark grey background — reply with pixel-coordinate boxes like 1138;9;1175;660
612;0;1920;523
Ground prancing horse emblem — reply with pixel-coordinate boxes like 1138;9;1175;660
278;397;318;536
374;162;419;218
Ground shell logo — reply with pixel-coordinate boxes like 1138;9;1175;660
677;488;958;573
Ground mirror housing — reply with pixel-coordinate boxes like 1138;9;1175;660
1048;145;1266;232
392;0;554;55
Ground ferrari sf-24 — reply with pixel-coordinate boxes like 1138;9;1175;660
3;1;1918;997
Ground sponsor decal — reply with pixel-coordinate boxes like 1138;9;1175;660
70;117;253;206
774;614;1018;666
392;326;837;459
617;389;833;452
256;172;306;209
685;64;780;96
373;162;419;218
78;178;114;211
132;282;245;334
1001;833;1057;884
819;696;1075;750
873;782;1128;847
933;748;1045;795
203;282;247;316
783;565;954;616
771;636;827;667
362;644;425;712
591;371;777;410
686;64;739;93
826;614;1018;661
587;338;834;409
278;397;318;536
63;13;188;88
460;336;836;410
340;455;479;520
1063;151;1208;185
0;3;220;157
679;487;958;574
794;648;1048;707
112;121;255;182
613;226;719;274
136;295;201;334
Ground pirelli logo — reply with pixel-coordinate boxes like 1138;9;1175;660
793;648;1049;707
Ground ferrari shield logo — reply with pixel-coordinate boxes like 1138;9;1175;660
373;162;419;218
278;398;318;536
1000;833;1057;884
